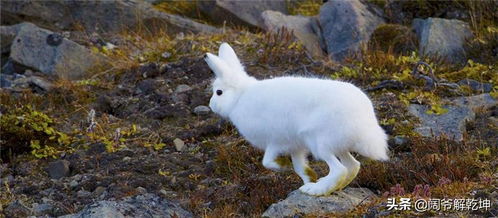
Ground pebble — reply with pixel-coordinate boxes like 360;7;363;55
173;138;185;152
174;84;192;93
193;105;211;116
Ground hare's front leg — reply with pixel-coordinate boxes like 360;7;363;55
291;150;317;184
262;145;284;171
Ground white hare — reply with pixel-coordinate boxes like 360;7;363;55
205;43;389;196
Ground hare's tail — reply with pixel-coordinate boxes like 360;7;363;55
354;125;389;161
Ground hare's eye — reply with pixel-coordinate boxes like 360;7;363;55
216;90;223;96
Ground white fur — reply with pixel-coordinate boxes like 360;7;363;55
205;43;389;196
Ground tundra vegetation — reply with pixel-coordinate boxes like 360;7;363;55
0;0;497;217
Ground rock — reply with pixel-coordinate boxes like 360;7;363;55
4;200;32;218
46;160;71;179
193;105;211;116
93;186;106;197
408;94;498;141
408;104;475;141
77;190;91;198
136;187;147;194
173;138;185;152
262;188;375;217
450;93;497;112
32;203;53;216
5;22;103;80
261;10;325;57
413;18;473;64
69;180;79;188
0;74;12;88
199;0;287;29
393;135;408;146
319;0;384;61
1;0;220;36
161;52;172;59
13;76;54;91
458;79;493;93
60;194;193;218
174;84;192;93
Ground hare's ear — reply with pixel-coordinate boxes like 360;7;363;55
204;53;231;79
218;43;245;74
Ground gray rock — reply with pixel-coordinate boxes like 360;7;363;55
413;18;473;64
199;0;287;29
411;96;496;141
60;194;193;218
46;160;71;179
4;200;32;218
32;203;53;216
1;0;220;36
450;93;497;112
319;0;384;61
409;104;475;141
77;190;92;198
175;84;192;93
6;22;102;80
263;188;375;217
69;180;79;188
193;105;211;116
13;76;54;91
93;186;106;197
458;79;493;93
261;10;325;58
173;138;185;152
0;75;12;88
393;135;408;146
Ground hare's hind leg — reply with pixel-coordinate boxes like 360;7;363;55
299;154;347;196
337;152;360;190
291;149;317;184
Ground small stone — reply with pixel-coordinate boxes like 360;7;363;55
46;160;70;179
193;105;211;116
393;135;408;146
69;180;78;188
77;190;91;198
93;186;106;196
174;84;192;93
122;156;131;161
161;52;171;59
173;138;185;152
136;187;147;194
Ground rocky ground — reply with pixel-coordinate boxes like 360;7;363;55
1;0;498;217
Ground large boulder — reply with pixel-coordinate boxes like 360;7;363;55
199;0;287;29
0;0;219;35
413;18;473;64
319;0;384;61
262;188;375;217
261;10;325;58
60;194;193;218
409;94;497;141
4;22;102;80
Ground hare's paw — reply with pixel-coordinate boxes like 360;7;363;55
299;182;334;196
